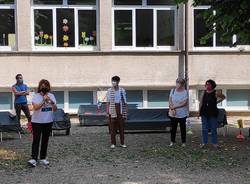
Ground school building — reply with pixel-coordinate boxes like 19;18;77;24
0;0;250;114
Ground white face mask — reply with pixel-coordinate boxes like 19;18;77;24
112;81;118;87
176;83;181;89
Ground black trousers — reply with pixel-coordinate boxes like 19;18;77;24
170;117;187;143
109;104;125;145
15;103;31;126
31;123;52;160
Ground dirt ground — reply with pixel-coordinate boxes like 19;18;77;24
0;117;250;184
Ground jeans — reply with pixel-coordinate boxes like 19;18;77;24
170;117;187;143
31;123;52;160
201;116;218;144
15;103;31;126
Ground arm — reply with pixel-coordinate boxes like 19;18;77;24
46;95;57;112
12;86;26;96
169;89;174;110
106;102;110;115
32;99;46;111
173;99;188;109
216;91;226;104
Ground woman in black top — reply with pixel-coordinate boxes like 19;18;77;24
199;80;225;148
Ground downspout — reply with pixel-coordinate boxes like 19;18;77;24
185;1;190;112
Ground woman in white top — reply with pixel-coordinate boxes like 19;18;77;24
169;78;188;147
28;79;57;167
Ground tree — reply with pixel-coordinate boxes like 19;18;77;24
175;0;250;46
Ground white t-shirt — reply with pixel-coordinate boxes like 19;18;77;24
170;88;188;118
106;87;127;103
31;93;57;124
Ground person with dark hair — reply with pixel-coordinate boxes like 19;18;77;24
199;79;225;148
106;76;128;149
28;79;57;167
169;78;188;147
11;74;31;129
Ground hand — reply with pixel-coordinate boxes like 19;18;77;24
44;95;50;103
169;104;174;110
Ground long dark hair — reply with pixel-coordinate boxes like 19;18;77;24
37;79;51;93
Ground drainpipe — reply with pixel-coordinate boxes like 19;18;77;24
185;1;190;112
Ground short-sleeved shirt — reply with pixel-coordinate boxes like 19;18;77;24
170;88;188;118
31;93;56;124
13;84;29;104
106;87;127;103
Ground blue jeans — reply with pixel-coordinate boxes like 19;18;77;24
201;116;218;144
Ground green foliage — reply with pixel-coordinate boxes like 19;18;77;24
177;0;250;46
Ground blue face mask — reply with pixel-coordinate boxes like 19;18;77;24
17;79;23;84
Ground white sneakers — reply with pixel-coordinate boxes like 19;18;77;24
28;159;50;167
120;144;127;148
110;144;127;149
40;159;50;166
169;142;186;147
169;142;174;147
28;159;37;167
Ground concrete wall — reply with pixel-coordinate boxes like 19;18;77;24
0;54;179;88
189;54;250;87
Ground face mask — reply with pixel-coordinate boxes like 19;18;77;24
17;79;23;84
112;81;118;87
41;87;49;94
206;85;213;91
176;83;181;89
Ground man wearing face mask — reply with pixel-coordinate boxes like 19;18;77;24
106;76;128;149
12;74;31;129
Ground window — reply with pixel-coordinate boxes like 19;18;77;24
113;0;176;50
147;0;174;5
33;0;97;51
34;9;53;46
114;10;132;46
157;10;175;46
0;92;12;110
114;0;142;5
136;9;153;47
0;0;14;4
0;1;15;50
193;7;235;48
194;9;212;47
227;90;250;108
53;91;64;109
148;90;170;108
126;90;143;107
33;0;62;4
69;91;93;109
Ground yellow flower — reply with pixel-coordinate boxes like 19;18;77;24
63;35;69;42
44;34;49;39
81;32;86;38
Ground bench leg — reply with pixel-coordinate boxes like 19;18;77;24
0;132;2;142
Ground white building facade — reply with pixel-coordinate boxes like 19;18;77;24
0;0;250;114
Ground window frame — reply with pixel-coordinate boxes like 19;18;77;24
0;3;16;51
31;0;99;51
192;6;239;51
112;1;177;51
